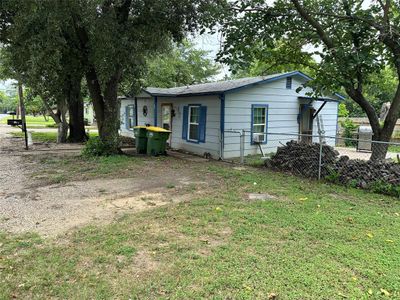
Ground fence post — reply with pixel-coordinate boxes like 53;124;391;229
240;130;245;164
318;136;323;180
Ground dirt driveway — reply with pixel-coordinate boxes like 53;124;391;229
0;124;216;237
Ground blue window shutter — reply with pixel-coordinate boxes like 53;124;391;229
182;106;189;139
125;105;130;129
199;106;207;143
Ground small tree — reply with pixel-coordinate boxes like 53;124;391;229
219;0;400;160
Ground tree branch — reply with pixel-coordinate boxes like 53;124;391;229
290;0;335;49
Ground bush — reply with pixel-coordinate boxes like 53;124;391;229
340;118;358;147
82;136;119;156
370;180;400;198
338;103;349;118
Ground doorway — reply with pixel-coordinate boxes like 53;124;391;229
299;104;315;143
161;103;173;145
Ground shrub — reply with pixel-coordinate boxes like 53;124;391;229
82;136;119;157
325;168;340;183
338;103;349;118
370;180;400;198
340;118;358;147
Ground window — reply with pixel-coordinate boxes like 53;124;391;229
188;106;200;141
286;76;292;89
182;105;207;143
251;105;268;143
126;105;135;130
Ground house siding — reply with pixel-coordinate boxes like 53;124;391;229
124;95;221;158
120;74;340;160
223;77;339;158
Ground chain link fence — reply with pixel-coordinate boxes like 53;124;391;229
225;129;400;196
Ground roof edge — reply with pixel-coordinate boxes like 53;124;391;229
223;71;312;94
141;71;345;100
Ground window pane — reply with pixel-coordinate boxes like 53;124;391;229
189;124;199;140
253;107;265;124
190;107;200;123
253;125;265;133
128;118;133;129
162;106;170;123
128;106;134;117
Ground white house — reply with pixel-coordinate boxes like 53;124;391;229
120;71;343;159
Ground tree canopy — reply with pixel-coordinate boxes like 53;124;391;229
144;40;220;88
218;0;400;159
1;0;223;152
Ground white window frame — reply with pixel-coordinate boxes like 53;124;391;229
252;105;268;143
127;105;135;130
188;105;200;142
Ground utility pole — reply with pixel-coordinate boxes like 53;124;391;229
18;82;28;150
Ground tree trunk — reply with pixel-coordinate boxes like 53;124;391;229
57;118;69;143
57;99;69;143
370;130;390;161
66;75;87;143
85;67;121;154
100;76;121;149
41;97;68;143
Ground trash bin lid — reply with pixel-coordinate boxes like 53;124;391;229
358;125;372;133
146;126;171;133
134;125;148;129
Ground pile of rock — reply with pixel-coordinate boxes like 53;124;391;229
333;156;400;188
264;140;339;178
264;140;400;192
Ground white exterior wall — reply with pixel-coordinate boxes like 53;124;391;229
119;75;339;159
156;95;221;158
136;96;155;126
311;101;339;143
120;98;136;137
223;77;339;159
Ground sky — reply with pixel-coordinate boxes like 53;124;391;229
191;31;229;80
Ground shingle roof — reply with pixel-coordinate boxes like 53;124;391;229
143;71;312;97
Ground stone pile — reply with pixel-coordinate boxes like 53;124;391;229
264;140;400;190
333;156;400;188
264;140;339;178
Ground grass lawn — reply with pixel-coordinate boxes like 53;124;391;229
1;115;56;127
1;158;399;299
389;144;400;153
11;131;98;143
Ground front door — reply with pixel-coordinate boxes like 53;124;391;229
161;104;173;145
299;104;314;143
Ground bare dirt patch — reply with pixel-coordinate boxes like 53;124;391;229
0;124;219;237
1;173;213;237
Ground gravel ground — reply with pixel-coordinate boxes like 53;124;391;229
0;124;27;195
0;124;214;237
336;146;399;160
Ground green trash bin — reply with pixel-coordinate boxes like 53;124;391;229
134;126;148;154
146;126;171;156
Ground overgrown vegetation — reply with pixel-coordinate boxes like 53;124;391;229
340;118;358;147
81;136;119;157
1;160;399;299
